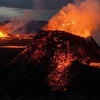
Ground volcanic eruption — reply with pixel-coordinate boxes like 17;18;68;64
3;0;100;96
43;0;100;38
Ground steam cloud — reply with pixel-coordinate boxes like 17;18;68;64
73;0;100;44
4;0;45;34
0;9;32;34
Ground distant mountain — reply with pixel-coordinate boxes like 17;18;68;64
0;20;47;34
0;20;9;25
12;20;47;34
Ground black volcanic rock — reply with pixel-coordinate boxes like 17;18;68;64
68;60;100;96
1;30;100;98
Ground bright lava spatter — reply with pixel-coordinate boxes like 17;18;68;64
0;31;8;38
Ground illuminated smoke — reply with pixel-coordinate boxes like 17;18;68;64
73;0;83;6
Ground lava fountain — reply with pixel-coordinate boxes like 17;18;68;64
43;0;100;38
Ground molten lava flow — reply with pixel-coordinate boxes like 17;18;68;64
90;62;100;68
0;31;8;38
43;0;100;38
48;52;73;90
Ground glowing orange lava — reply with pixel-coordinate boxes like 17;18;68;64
0;31;8;38
90;62;100;68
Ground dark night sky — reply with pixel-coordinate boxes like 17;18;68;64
0;0;74;21
0;0;73;9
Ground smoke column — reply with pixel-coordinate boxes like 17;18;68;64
0;9;32;35
32;0;45;9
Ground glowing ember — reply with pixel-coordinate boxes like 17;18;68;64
0;31;8;38
43;0;100;38
90;62;100;68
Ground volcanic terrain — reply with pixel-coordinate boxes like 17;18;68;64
0;30;100;99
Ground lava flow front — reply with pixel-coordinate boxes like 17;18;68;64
0;30;34;40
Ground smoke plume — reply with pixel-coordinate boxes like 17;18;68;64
73;0;83;5
0;9;32;34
